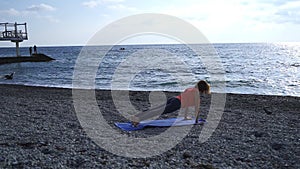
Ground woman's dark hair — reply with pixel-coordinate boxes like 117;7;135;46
197;80;210;94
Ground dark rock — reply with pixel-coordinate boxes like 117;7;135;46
236;157;251;163
263;107;272;115
41;148;55;155
224;136;234;140
253;131;264;138
0;142;10;146
192;163;215;169
38;141;48;147
0;156;5;162
271;143;283;150
183;151;192;159
236;157;244;162
224;110;232;113
142;159;151;167
67;157;86;168
100;158;108;165
11;159;31;167
17;142;36;149
55;146;66;151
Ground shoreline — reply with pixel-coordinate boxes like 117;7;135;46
0;83;299;98
0;84;299;168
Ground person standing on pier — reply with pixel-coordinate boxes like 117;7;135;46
29;47;32;56
33;45;37;54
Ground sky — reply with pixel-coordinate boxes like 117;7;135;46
0;0;300;47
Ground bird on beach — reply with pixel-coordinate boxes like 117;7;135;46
4;72;14;80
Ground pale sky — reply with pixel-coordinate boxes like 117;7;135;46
0;0;300;47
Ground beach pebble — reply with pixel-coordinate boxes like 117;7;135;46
253;131;265;138
38;141;49;147
67;157;86;168
263;107;272;115
41;148;55;155
192;163;215;169
16;142;36;149
183;151;192;159
271;143;283;150
0;156;5;162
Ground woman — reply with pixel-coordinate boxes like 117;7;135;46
131;80;210;127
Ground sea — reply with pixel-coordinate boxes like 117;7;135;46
0;43;299;97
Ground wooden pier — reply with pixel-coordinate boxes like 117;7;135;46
0;54;55;65
0;22;28;57
0;22;55;64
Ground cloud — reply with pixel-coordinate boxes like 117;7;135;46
82;1;100;8
0;4;59;24
26;3;56;12
82;0;126;8
269;1;299;24
273;1;300;24
0;8;20;16
102;0;124;3
107;4;138;12
38;15;60;23
0;4;57;17
237;0;300;25
257;0;299;6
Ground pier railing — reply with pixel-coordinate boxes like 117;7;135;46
0;22;28;42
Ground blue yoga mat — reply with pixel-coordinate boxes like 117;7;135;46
115;117;206;131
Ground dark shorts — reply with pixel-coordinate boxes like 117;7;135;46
162;97;181;114
134;97;181;121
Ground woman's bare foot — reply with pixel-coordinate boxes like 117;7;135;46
130;116;140;127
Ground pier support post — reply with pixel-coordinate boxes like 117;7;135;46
15;41;20;57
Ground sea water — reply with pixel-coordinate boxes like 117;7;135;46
0;43;299;97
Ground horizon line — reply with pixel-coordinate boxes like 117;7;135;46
1;41;300;48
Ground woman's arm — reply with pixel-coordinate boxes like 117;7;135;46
194;89;200;123
184;107;190;119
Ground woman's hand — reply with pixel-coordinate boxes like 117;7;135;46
184;116;192;120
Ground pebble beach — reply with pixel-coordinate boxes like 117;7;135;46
0;84;299;168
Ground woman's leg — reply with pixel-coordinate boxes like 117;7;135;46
134;97;181;121
134;103;166;121
162;97;181;114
